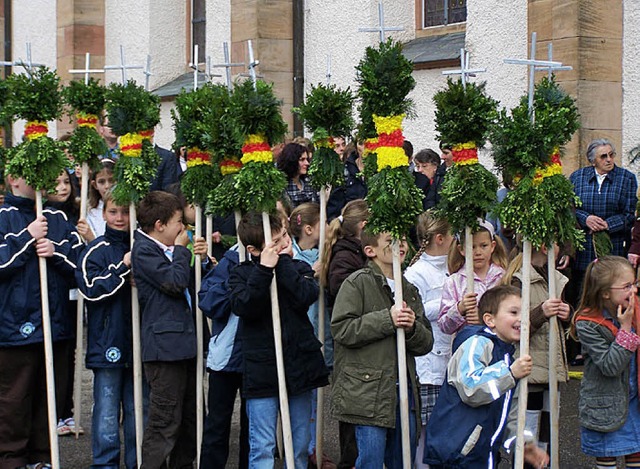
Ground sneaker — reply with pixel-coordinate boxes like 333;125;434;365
63;417;84;435
56;419;71;436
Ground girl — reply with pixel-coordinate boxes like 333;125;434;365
571;256;640;468
502;240;571;459
404;211;454;468
438;220;508;335
78;159;115;243
47;170;80;225
289;202;335;469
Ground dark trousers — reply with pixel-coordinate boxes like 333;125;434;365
338;421;358;469
141;359;197;469
0;343;51;469
200;370;249;469
53;338;75;420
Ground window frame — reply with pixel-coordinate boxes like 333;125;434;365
421;0;467;30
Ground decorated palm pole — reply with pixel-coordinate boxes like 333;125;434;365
63;76;107;438
230;78;291;465
492;75;581;468
171;82;221;465
5;67;71;469
105;80;161;466
356;39;423;468
293;82;354;462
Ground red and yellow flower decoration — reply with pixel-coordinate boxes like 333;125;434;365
372;114;406;171
76;112;98;129
24;121;48;140
315;136;335;149
241;134;272;164
120;130;154;158
533;148;562;185
186;147;212;168
452;142;478;166
220;158;243;176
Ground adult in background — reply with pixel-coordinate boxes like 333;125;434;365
333;136;347;161
413;149;440;211
326;139;367;221
277;141;319;208
426;142;454;209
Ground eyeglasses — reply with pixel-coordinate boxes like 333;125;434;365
598;151;616;160
610;281;640;292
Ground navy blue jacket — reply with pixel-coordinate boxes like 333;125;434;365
424;326;516;468
229;254;329;398
150;145;180;192
0;193;83;347
326;151;367;221
132;230;196;362
76;226;132;368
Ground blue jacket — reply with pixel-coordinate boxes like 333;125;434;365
76;226;132;368
0;193;83;347
132;229;196;362
200;246;243;373
424;326;516;468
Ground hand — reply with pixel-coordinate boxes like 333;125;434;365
458;292;479;323
35;238;54;258
510;354;533;379
260;241;280;268
76;219;95;243
557;254;570;270
28;216;48;240
542;298;571;321
391;301;416;330
175;230;189;247
278;237;293;257
123;252;132;268
629;253;640;267
192;237;208;257
212;231;222;243
618;295;635;331
524;443;550;469
586;215;608;232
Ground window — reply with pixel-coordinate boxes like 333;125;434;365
191;0;206;63
423;0;466;28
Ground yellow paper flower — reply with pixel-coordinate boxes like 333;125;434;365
373;114;405;135
452;142;476;151
376;147;408;170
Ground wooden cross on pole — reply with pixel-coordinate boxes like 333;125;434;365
104;45;144;85
325;54;332;85
442;48;487;89
536;43;572;78
69;52;105;85
189;44;207;91
13;42;45;79
243;39;262;90
358;1;404;43
212;42;244;91
143;55;153;92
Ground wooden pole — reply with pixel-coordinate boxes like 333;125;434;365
73;162;90;439
195;206;204;468
547;248;559;469
515;240;532;468
35;191;60;469
315;187;328;464
261;211;295;468
206;214;213;257
392;239;411;468
465;226;474;293
234;210;245;263
130;203;144;468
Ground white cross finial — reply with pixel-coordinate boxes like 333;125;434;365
104;45;144;85
535;43;572;78
143;55;153;91
189;44;208;91
69;52;105;85
326;54;332;85
13;43;45;79
442;48;487;89
247;40;259;90
212;42;244;91
358;1;404;43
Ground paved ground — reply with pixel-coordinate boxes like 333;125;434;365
59;366;603;468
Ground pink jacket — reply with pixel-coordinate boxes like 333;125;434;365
437;263;505;335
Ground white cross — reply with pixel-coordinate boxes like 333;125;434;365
246;39;260;90
10;43;45;79
69;52;104;85
104;45;144;85
212;42;244;91
143;55;153;92
189;44;208;91
535;43;572;78
442;48;487;89
358;1;404;43
326;54;332;85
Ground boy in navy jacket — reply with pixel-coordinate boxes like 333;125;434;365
0;175;83;468
75;191;137;469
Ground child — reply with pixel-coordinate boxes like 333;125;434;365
78;159;114;243
331;230;433;468
424;285;549;468
438;220;508;335
229;211;329;468
0;175;83;468
570;256;640;468
132;191;197;468
502;240;571;460
75;191;137;468
404;211;455;467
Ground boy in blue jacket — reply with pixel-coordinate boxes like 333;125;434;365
132;191;197;469
75;191;137;469
424;285;548;469
0;175;83;468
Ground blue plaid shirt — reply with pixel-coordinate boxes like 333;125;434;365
569;165;638;271
284;176;319;208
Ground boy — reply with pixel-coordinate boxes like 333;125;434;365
132;191;197;469
75;191;137;469
229;211;329;468
423;285;549;468
0;175;83;468
331;230;434;468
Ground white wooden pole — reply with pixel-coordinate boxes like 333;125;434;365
206;214;213;257
130;203;144;468
315;187;328;464
261;211;294;468
515;240;532;468
547;248;559;469
392;239;411;469
195;205;204;468
234;210;245;263
35;191;60;469
465;226;474;294
73;162;90;438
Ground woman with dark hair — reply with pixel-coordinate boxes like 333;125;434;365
277;142;319;208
